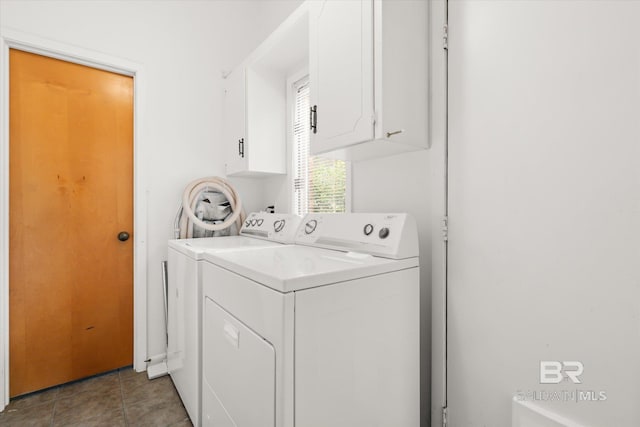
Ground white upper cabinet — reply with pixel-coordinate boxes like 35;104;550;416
223;4;309;177
309;0;375;150
223;66;288;177
309;0;429;160
223;68;249;176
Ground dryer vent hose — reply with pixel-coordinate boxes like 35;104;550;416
177;176;246;239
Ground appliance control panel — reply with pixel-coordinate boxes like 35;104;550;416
295;213;418;259
240;212;302;243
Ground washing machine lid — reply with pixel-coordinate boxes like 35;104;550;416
168;236;282;260
203;245;418;293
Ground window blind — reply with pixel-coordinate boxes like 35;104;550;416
292;77;347;216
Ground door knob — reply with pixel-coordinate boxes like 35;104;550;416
117;231;130;242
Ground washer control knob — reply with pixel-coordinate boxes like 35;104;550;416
274;219;285;233
363;224;374;236
244;220;250;228
250;219;257;227
304;220;318;235
257;219;264;226
378;227;390;239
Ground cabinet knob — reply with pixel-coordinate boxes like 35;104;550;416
117;231;130;242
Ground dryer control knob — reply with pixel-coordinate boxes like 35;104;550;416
304;220;318;235
274;220;285;233
378;227;390;239
363;224;374;236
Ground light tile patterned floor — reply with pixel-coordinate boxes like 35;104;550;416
0;367;192;427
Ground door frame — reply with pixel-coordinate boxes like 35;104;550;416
0;28;148;408
430;0;449;426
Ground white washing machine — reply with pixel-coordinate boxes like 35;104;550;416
200;213;420;427
167;212;301;426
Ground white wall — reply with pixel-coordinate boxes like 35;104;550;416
446;1;640;426
0;0;300;364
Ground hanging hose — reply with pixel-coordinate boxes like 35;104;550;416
177;177;246;239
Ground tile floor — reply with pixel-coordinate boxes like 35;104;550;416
0;367;192;427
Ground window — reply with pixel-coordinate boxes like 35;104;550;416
291;76;348;216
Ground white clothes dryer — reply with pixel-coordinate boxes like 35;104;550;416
200;213;420;427
167;212;301;426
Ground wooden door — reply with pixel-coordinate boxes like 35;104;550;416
309;0;374;154
9;49;133;397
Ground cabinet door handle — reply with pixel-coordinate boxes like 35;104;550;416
238;138;244;158
386;129;404;138
310;105;317;134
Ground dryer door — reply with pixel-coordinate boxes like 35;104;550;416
203;297;276;427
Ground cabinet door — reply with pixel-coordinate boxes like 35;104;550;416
310;0;374;154
374;0;428;147
223;68;247;175
246;67;286;175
